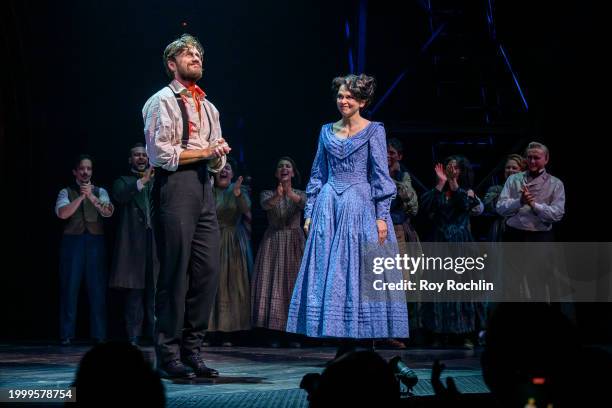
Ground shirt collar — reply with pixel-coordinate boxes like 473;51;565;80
170;79;206;98
524;169;548;183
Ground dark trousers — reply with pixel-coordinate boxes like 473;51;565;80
125;231;156;339
125;289;155;339
153;163;221;364
59;233;107;340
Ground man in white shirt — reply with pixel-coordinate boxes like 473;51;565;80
497;141;565;241
55;154;114;346
143;34;230;379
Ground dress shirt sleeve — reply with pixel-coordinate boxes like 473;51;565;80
205;101;226;173
55;188;70;217
98;187;114;218
532;180;565;223
143;95;184;172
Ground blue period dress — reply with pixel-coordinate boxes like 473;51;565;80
286;122;409;339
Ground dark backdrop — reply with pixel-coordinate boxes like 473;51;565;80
1;0;609;341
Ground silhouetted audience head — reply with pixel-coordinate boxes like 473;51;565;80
569;346;612;406
481;304;580;407
72;341;164;407
304;350;399;407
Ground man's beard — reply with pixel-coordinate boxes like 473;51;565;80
177;65;202;82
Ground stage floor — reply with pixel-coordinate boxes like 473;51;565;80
0;342;488;407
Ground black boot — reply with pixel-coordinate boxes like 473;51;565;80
158;359;196;379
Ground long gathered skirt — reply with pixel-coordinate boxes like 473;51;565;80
286;183;409;339
251;226;305;331
208;225;252;332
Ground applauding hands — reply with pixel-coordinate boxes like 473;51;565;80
521;185;536;208
434;162;460;191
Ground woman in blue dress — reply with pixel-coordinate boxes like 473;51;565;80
286;74;409;344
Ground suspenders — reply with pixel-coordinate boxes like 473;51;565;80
166;86;213;148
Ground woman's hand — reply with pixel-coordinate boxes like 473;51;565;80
435;163;447;184
303;218;311;235
435;163;447;191
376;219;388;245
233;176;243;197
281;180;291;194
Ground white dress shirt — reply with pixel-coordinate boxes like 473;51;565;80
142;79;226;172
496;170;565;232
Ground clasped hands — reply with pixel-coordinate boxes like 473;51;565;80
79;183;111;210
520;185;536;208
202;138;231;159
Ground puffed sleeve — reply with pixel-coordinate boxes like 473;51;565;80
295;190;307;210
368;124;396;220
260;190;276;211
304;128;329;219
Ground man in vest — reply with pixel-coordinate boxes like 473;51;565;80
109;143;158;346
497;141;565;241
143;34;231;379
55;154;114;346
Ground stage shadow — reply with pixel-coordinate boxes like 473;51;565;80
204;348;327;365
168;376;269;385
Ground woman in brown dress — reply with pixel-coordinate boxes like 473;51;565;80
251;157;306;347
207;158;253;346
